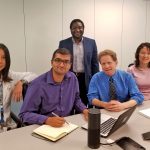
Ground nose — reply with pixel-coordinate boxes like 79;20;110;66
144;54;150;57
59;61;65;66
104;63;109;68
76;28;80;31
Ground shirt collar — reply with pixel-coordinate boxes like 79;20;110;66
102;70;118;80
46;69;72;85
72;37;83;44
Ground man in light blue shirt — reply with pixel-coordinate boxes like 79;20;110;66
88;49;144;112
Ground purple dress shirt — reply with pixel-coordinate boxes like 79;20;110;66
19;70;86;125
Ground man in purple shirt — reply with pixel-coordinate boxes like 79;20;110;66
19;48;88;127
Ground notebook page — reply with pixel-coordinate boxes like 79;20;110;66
33;123;78;140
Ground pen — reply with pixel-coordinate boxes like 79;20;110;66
52;112;69;125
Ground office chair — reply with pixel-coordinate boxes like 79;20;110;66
10;82;28;128
10;83;79;126
128;63;134;67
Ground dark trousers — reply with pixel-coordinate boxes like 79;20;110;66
77;73;88;107
74;72;94;108
71;72;93;114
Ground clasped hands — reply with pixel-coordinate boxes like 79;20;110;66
105;100;125;112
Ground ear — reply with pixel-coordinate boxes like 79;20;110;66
116;60;118;65
51;60;53;66
68;63;71;70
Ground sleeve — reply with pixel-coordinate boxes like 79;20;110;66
19;83;48;125
9;70;37;84
127;74;144;104
58;40;63;48
91;40;99;75
87;75;100;105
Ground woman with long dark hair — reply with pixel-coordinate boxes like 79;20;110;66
0;43;36;132
128;42;150;100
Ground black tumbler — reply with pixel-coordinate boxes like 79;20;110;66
88;108;100;149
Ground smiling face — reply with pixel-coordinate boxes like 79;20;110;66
51;53;71;76
100;55;117;76
0;48;6;72
139;46;150;66
70;21;84;41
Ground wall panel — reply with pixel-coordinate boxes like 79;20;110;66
0;0;150;74
24;0;62;74
0;0;26;71
62;0;95;39
121;0;147;69
95;0;123;68
146;1;150;41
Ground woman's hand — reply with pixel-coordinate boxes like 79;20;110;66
12;81;23;102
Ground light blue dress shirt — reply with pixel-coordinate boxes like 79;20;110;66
87;70;144;105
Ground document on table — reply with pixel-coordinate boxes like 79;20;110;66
139;108;150;119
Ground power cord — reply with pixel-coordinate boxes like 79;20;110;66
100;138;116;145
100;137;124;146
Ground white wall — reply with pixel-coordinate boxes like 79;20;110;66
0;0;26;71
0;0;150;75
24;0;62;74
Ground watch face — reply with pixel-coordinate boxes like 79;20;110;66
21;80;27;84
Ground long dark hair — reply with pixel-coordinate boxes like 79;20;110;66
0;43;12;82
135;42;150;68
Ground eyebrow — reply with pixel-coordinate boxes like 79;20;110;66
54;58;71;61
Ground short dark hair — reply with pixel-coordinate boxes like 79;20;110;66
52;48;72;62
98;49;117;63
0;43;12;82
135;42;150;68
70;19;85;29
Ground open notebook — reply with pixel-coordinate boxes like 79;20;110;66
33;123;78;141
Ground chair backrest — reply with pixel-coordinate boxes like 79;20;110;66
22;82;29;99
11;82;29;128
128;63;134;67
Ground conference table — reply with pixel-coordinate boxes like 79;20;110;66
0;101;150;150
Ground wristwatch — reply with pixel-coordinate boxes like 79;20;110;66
20;79;28;84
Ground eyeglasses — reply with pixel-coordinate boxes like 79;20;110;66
139;52;150;56
53;58;71;65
